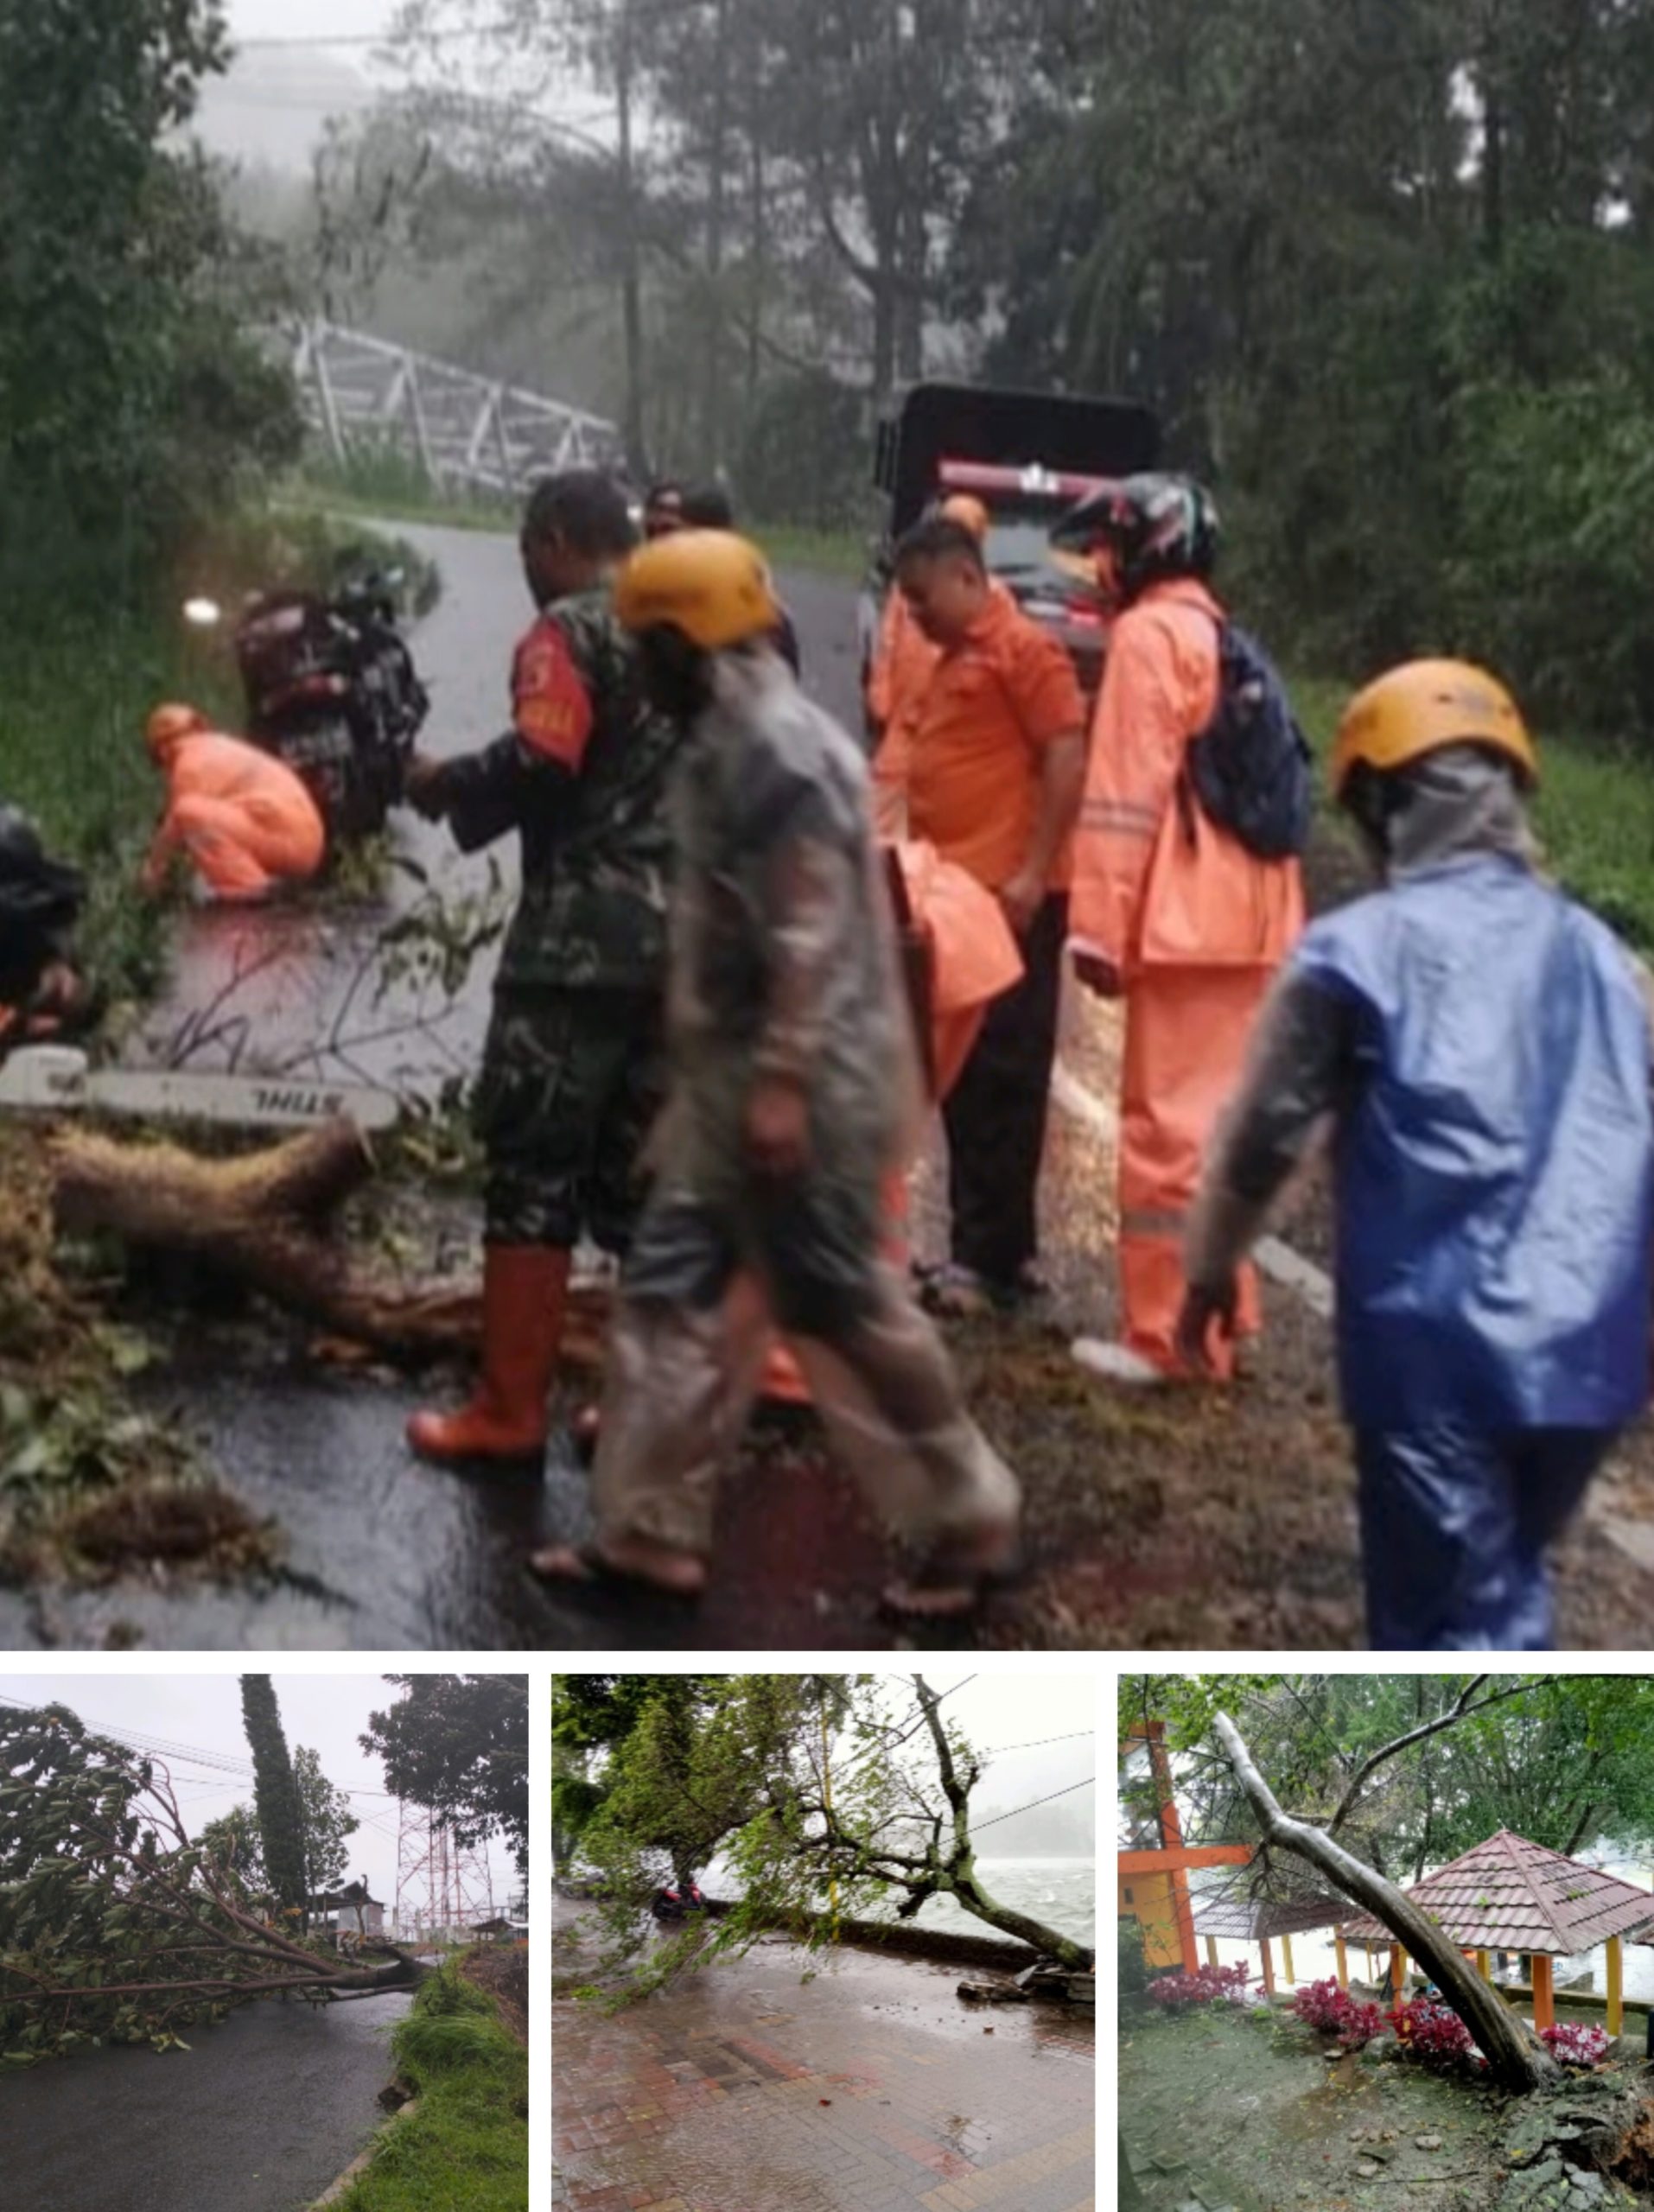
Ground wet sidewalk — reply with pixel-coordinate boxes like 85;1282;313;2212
552;1903;1095;2212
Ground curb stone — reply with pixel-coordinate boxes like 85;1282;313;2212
307;2096;419;2209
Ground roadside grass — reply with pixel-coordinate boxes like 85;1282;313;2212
328;1961;528;2212
1288;665;1654;950
758;523;870;579
289;460;873;579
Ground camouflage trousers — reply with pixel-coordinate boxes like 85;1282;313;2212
474;985;665;1250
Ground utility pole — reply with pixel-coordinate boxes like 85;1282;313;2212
614;0;648;474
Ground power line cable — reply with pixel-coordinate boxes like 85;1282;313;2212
970;1777;1095;1836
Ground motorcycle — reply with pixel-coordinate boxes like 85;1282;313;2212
186;556;429;846
650;1882;709;1924
0;805;93;1055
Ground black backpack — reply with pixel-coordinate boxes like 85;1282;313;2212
1180;616;1313;861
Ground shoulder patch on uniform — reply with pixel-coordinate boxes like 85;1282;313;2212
513;619;595;770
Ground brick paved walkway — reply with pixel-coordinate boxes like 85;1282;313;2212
552;1904;1094;2212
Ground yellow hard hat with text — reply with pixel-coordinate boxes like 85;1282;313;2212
1331;658;1537;797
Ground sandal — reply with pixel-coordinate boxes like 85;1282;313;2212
527;1541;705;1603
880;1535;1024;1622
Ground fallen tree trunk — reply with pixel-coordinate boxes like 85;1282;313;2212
1213;1709;1557;2094
49;1121;610;1364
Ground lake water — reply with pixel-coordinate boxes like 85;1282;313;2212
1204;1925;1654;2007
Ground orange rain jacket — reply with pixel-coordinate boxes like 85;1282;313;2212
866;581;1021;839
1070;577;1303;1375
1069;579;1303;974
143;732;326;901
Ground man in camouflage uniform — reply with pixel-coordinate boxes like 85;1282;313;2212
403;469;681;1463
531;529;1022;1617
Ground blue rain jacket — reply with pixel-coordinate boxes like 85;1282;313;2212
1296;855;1654;1433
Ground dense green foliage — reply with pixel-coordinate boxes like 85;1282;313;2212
376;0;1654;746
329;1961;528;2212
1;1703;379;2065
361;1675;528;1875
555;1672;1091;1996
0;0;301;613
239;1675;308;1922
1126;1675;1654;1880
199;1744;359;1905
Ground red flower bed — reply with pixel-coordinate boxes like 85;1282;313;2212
1291;1977;1384;2049
1388;1995;1477;2071
1146;1961;1255;2009
1541;2022;1613;2067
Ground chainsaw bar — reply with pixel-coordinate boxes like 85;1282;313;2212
0;1046;402;1133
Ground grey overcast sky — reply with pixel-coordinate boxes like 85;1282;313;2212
0;1674;522;1910
228;0;398;42
867;1672;1096;1835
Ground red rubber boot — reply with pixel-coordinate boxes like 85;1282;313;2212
407;1245;569;1463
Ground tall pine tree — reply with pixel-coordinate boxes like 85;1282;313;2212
239;1675;309;1924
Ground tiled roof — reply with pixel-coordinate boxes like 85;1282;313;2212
1193;1893;1349;1940
1337;1831;1654;1955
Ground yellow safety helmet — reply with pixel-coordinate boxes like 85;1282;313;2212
144;701;208;760
1330;658;1538;800
938;492;989;541
614;529;782;651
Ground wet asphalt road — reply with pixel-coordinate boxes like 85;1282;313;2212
1;1989;410;2212
0;528;921;1654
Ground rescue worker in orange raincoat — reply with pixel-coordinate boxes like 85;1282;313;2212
864;493;995;835
531;530;1021;1618
1061;476;1303;1383
894;512;1089;1315
141;704;327;902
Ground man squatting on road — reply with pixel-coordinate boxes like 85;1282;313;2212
531;529;1022;1618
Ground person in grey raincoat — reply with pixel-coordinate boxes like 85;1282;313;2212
530;528;1021;1618
1175;658;1654;1650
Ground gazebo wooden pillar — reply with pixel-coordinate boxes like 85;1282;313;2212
1118;1720;1250;1977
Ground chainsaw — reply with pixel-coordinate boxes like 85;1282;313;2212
0;1044;402;1134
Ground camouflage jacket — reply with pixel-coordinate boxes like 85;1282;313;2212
439;584;682;993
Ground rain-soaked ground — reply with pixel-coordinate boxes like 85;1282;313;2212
8;520;1654;1649
1121;2002;1506;2212
1;1987;410;2212
552;1895;1093;2212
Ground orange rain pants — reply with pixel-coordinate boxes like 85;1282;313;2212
144;733;326;901
761;839;1024;1402
1069;578;1303;1375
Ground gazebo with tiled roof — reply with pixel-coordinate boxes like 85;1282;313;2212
1338;1829;1654;2032
1192;1887;1350;1995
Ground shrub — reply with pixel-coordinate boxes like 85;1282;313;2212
1388;1996;1475;2072
1118;1920;1148;2013
1145;1961;1254;2010
1291;1977;1384;2049
1541;2022;1613;2069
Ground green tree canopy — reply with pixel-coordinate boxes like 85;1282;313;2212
239;1675;309;1922
557;1672;1093;1990
362;1675;528;1874
1;1705;398;2066
1125;1674;1654;1880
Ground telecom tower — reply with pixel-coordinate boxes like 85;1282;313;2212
393;1806;496;1942
388;1687;497;1942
